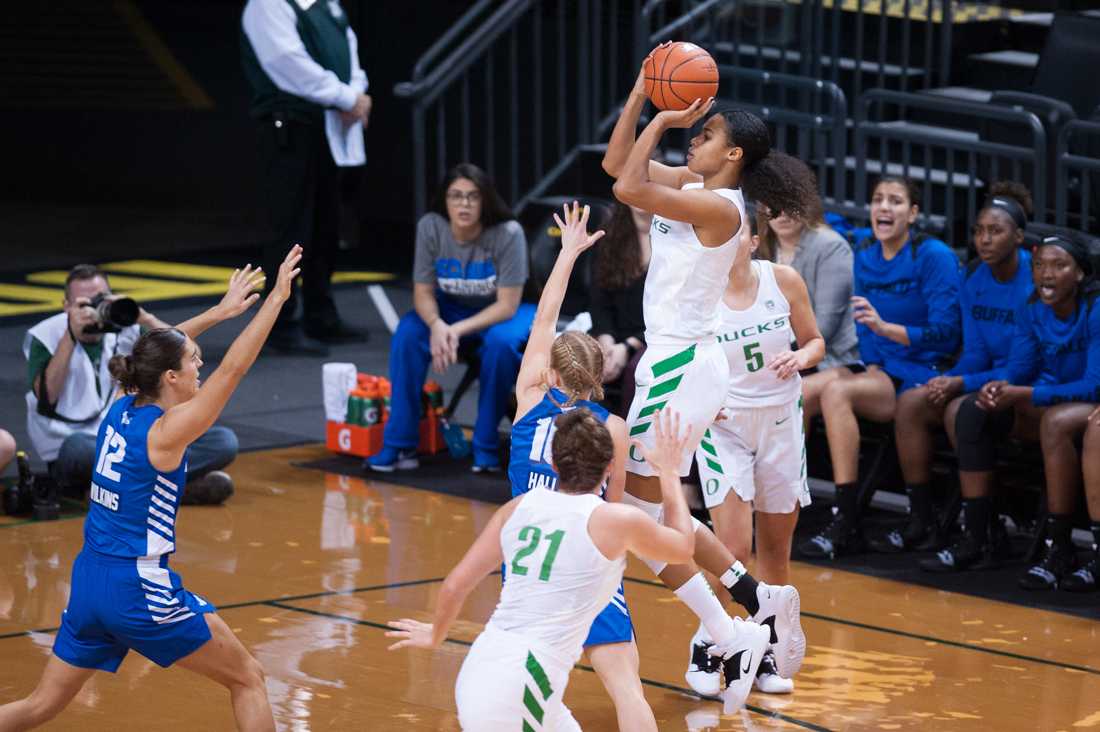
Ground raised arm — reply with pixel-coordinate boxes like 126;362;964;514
386;497;521;651
602;59;698;189
612;99;740;245
591;409;695;563
514;202;605;416
146;247;301;470
174;265;266;340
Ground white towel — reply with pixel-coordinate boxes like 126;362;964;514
324;111;365;167
322;362;358;422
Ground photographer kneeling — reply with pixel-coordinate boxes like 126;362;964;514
23;264;240;505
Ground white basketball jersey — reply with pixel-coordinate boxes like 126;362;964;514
490;489;625;663
642;184;746;345
719;260;802;407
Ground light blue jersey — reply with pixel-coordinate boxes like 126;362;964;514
509;388;609;498
84;394;188;560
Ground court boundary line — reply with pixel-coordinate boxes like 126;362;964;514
264;600;835;732
3;572;1097;678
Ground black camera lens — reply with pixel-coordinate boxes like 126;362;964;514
84;294;139;334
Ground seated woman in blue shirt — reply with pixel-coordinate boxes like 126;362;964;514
368;163;535;473
876;183;1034;555
922;234;1100;588
798;176;961;560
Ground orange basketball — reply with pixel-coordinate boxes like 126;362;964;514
643;42;719;111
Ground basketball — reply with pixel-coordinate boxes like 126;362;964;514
643;41;719;111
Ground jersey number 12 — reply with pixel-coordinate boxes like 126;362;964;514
511;525;566;582
95;425;128;482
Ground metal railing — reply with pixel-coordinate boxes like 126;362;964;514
1055;120;1100;232
394;0;648;219
717;65;848;203
640;0;955;105
852;89;1047;245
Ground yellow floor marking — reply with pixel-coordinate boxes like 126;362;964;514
0;284;64;303
1;260;394;318
332;272;397;283
103;260;238;282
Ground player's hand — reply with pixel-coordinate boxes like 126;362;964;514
656;97;714;129
269;245;302;306
631;408;692;477
851;296;885;334
976;380;1020;412
552;201;605;259
768;350;805;380
385;619;440;651
925;375;963;406
65;296;99;340
429;320;459;374
216;265;265;320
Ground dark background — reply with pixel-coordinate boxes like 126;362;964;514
0;0;468;275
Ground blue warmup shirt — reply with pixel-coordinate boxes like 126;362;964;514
853;237;961;384
1005;293;1100;406
506;389;631;648
84;395;188;559
947;249;1034;393
508;388;610;497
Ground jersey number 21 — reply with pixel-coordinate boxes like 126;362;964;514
511;525;566;582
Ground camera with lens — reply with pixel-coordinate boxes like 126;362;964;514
83;293;140;334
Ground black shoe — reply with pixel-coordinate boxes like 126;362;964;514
182;471;234;506
867;515;942;554
919;532;991;573
797;510;864;559
266;329;331;356
1061;553;1099;593
1018;540;1077;591
304;319;368;344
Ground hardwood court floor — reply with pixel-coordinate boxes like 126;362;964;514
1;445;1099;731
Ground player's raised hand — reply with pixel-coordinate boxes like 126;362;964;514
385;618;439;651
552;201;605;258
216;264;265;320
631;408;692;478
270;245;303;306
656;96;714;129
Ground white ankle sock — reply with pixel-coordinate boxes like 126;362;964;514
674;573;736;646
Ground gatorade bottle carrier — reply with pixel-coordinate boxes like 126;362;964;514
326;373;444;458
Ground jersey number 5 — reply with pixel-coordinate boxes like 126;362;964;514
743;342;764;373
95;424;128;482
510;525;566;582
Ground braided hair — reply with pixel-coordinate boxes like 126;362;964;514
543;331;605;407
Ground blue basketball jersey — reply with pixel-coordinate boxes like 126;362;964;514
508;388;609;497
83;395;189;560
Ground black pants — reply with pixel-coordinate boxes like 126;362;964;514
256;114;350;330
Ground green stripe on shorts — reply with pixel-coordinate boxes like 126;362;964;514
636;400;668;419
651;344;696;378
526;651;553;699
705;457;723;474
647;374;683;399
523;686;544;724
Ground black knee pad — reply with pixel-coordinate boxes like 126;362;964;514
954;395;1010;472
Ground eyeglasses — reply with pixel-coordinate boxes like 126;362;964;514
446;190;482;205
